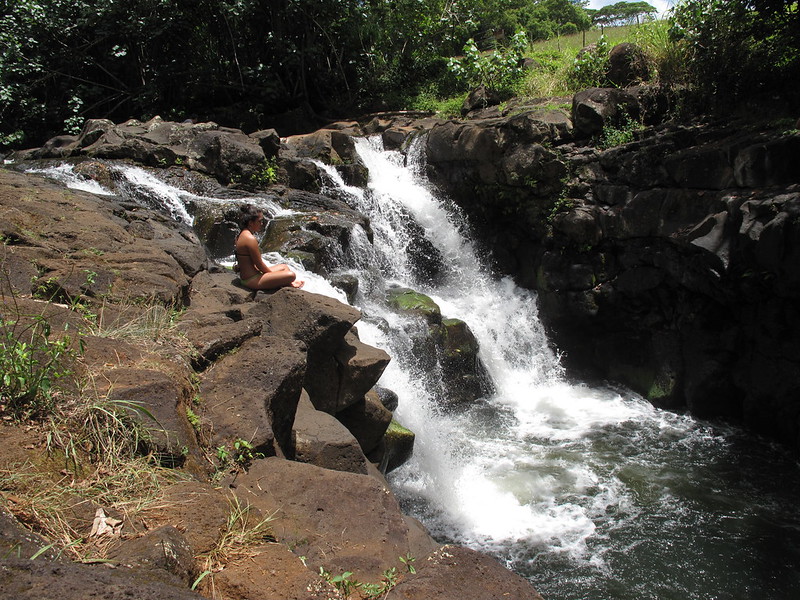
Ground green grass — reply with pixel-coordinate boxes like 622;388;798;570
515;21;685;99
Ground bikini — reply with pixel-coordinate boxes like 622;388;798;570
235;233;263;287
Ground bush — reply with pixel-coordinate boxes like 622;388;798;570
0;315;74;419
569;35;611;89
447;32;528;93
670;0;800;106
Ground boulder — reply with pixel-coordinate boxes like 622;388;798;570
386;286;442;325
0;506;60;562
107;525;197;586
293;393;369;474
461;86;502;116
244;288;363;413
0;557;204;600
281;128;360;165
383;420;416;473
201;334;306;458
0;169;195;306
335;388;394;455
385;545;544;600
572;87;641;137
249;128;281;158
334;330;391;411
209;542;344;600
182;315;263;368
606;42;650;87
232;457;438;582
30;117;269;184
431;318;493;405
99;366;199;467
138;481;231;555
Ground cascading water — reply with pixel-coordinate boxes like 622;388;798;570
318;137;800;600
24;146;800;599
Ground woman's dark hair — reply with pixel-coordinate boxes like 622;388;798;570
238;204;263;230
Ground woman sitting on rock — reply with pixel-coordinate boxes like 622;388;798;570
235;204;304;289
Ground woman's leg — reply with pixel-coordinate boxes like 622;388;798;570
251;269;303;290
267;263;292;273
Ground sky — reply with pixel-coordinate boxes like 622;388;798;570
586;0;674;18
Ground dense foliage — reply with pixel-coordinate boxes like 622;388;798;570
1;0;797;148
0;0;596;147
670;0;800;105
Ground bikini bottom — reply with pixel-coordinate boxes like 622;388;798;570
239;272;261;288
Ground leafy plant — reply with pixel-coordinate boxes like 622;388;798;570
0;315;74;419
448;31;528;93
318;555;417;599
569;34;611;89
598;113;644;148
248;157;279;187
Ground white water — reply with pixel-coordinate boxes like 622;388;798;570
24;162;292;225
319;138;690;558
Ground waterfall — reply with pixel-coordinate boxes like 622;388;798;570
319;136;800;600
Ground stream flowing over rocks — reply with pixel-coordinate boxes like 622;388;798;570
2;87;799;599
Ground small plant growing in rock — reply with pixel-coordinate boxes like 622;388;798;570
598;113;644;149
248;157;279;187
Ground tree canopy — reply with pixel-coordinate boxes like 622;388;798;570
593;2;658;27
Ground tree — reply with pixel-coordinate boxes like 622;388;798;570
594;1;658;30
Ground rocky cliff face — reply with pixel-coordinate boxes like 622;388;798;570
419;88;800;449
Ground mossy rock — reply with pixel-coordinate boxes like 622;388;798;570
383;419;415;473
385;287;441;324
434;318;480;359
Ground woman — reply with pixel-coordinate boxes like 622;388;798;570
235;204;303;290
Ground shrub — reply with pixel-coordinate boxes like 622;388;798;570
448;31;528;93
569;35;611;89
0;314;74;419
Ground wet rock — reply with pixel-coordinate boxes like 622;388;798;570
382;419;415;472
375;386;400;411
431;318;493;405
386;286;442;325
335;389;393;455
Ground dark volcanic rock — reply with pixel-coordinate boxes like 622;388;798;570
202;334;306;457
386;545;544;600
0;557;203;600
